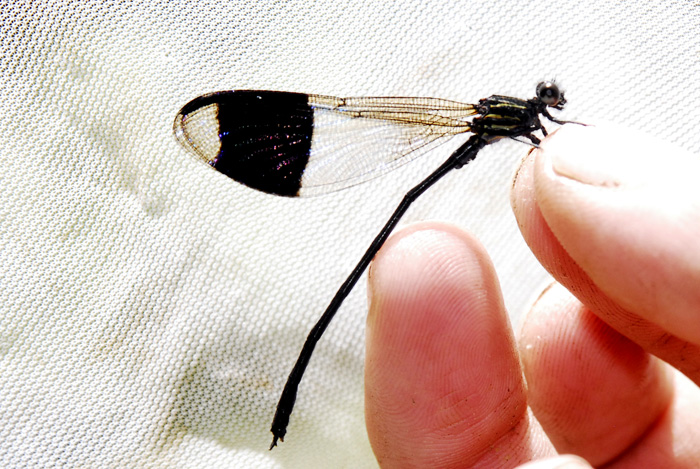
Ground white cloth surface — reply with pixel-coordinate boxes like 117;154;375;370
1;1;699;467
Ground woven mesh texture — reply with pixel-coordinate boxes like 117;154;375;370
1;1;699;467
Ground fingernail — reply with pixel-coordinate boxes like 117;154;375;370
542;124;627;187
540;123;664;189
516;455;593;469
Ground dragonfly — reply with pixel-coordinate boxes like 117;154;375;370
173;81;576;449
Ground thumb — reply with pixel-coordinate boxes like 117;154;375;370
532;123;700;345
511;123;700;383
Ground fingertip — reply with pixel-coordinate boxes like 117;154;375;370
518;283;673;465
366;222;504;393
367;222;496;330
366;223;529;466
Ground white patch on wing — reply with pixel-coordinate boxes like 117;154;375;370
174;103;222;165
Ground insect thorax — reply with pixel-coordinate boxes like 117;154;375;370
470;95;542;138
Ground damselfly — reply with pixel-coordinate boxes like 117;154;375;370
173;81;576;449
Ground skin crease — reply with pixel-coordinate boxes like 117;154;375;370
364;124;700;468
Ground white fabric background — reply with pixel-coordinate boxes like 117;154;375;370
1;1;698;467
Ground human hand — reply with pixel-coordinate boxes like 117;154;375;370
364;124;700;468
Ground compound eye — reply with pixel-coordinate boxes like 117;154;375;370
536;81;561;106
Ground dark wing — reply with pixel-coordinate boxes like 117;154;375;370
173;90;477;197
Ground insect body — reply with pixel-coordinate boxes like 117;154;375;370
174;81;573;449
